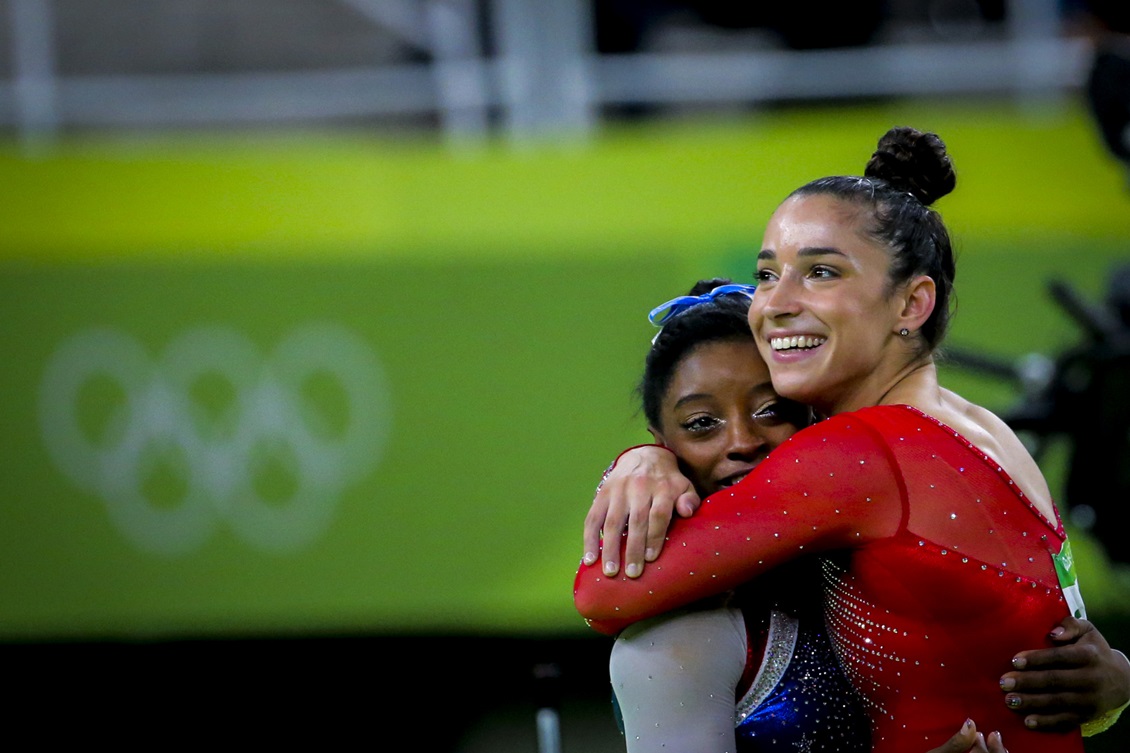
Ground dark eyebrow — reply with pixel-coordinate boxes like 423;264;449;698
672;392;713;410
800;247;847;259
757;247;846;261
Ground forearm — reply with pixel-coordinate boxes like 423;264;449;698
574;512;753;634
574;421;899;632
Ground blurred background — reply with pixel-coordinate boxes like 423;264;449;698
1;0;1129;749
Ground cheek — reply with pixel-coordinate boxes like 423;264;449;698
746;301;762;334
764;425;799;448
747;303;770;353
677;442;721;487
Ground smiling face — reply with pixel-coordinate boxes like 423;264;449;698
748;193;927;415
651;337;809;497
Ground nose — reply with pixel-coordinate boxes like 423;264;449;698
725;418;768;461
756;270;805;323
749;276;800;342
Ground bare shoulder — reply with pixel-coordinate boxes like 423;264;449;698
936;389;1057;519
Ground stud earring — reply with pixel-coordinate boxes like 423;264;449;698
899;328;910;336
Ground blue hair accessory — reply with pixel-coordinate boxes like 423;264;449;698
648;283;757;327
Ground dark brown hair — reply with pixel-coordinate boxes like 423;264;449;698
790;126;958;349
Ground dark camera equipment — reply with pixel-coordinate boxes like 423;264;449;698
1088;43;1130;168
945;263;1130;565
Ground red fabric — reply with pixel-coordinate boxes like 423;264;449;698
574;404;1083;752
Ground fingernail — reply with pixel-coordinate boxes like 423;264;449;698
1011;656;1026;669
1006;695;1022;709
1049;626;1065;638
1025;715;1038;728
644;547;657;561
964;718;974;731
603;561;619;576
999;677;1015;691
625;563;641;578
583;552;596;566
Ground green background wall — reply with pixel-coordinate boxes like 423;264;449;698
2;100;1129;641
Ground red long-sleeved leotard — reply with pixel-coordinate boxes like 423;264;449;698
574;405;1083;752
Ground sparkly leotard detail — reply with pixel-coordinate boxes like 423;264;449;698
735;607;870;752
576;405;1083;752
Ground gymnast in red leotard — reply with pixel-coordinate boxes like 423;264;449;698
575;126;1130;752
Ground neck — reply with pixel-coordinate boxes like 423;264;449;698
818;355;938;416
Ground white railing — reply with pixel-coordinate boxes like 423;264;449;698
1;0;1091;149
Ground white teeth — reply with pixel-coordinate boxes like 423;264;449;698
771;335;826;351
718;472;749;489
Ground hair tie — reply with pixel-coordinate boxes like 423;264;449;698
648;284;757;328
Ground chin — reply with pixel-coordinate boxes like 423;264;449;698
769;373;819;404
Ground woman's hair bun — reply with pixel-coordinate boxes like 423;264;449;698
864;126;956;206
687;277;734;296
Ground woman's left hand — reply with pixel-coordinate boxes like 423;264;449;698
582;445;699;578
999;616;1130;731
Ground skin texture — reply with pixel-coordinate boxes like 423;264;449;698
582;446;699;578
648;338;804;497
1002;617;1130;729
749;192;934;417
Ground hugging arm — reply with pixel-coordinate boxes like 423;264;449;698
574;426;901;635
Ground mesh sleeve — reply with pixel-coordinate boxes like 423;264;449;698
576;416;903;634
610;606;747;753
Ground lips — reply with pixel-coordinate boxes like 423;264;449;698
716;469;752;489
770;335;826;352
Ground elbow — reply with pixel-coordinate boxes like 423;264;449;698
573;568;622;636
572;572;602;622
574;606;622;637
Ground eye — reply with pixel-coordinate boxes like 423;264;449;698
753;400;809;427
752;402;783;422
682;414;721;433
809;264;839;279
754;267;779;284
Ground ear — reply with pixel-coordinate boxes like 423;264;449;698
895;274;936;335
647;426;666;446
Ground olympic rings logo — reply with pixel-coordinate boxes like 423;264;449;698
38;323;390;556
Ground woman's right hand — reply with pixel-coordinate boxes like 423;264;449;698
582;445;699;579
928;720;1007;753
